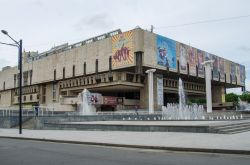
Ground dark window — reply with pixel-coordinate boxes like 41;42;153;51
95;59;98;74
29;70;33;85
23;71;28;86
54;69;56;80
14;74;16;88
42;96;46;103
63;67;65;79
83;62;86;75
24;96;26;101
73;65;75;77
109;56;112;71
52;82;56;100
3;81;5;90
135;52;142;74
30;95;33;101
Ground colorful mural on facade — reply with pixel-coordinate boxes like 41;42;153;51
219;58;225;82
212;55;219;81
205;52;211;61
112;31;134;68
197;49;204;77
188;47;197;76
239;65;245;85
225;60;231;83
156;35;177;71
177;43;188;74
236;64;241;85
231;63;236;83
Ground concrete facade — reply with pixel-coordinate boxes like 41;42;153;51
0;28;245;111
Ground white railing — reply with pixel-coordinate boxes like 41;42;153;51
0;106;55;117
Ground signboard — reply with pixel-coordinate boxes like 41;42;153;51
103;96;117;105
157;75;164;106
178;43;188;74
112;31;134;68
156;35;177;71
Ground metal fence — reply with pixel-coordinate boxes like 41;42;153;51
0;106;55;117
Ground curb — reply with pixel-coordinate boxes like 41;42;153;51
1;136;250;155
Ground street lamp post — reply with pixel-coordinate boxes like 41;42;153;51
0;30;22;134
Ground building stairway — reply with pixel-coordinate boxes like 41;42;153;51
209;120;250;134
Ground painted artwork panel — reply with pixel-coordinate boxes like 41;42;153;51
212;55;219;81
178;43;188;74
225;60;231;83
219;58;225;82
197;49;204;77
188;47;197;76
112;31;134;68
156;35;177;71
231;63;236;84
205;52;211;61
239;65;245;85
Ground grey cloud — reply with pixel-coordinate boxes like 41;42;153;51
75;13;113;31
0;58;11;69
239;46;250;52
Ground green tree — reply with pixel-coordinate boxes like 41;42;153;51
240;93;250;103
225;93;239;104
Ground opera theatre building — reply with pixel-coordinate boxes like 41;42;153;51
0;28;246;111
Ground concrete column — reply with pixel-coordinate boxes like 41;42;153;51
202;60;214;113
146;69;156;114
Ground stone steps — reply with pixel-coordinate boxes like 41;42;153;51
210;121;250;134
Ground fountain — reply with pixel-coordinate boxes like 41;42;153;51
162;78;205;120
237;97;250;111
77;89;102;115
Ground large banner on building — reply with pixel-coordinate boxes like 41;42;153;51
236;64;241;85
156;35;177;71
225;60;231;83
239;65;245;85
112;31;134;69
177;43;188;74
231;63;236;84
219;57;225;82
205;52;211;61
197;49;204;77
157;75;164;106
212;55;219;81
188;47;197;76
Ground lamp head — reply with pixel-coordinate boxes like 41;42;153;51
1;30;8;35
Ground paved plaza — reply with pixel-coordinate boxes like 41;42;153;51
1;124;250;154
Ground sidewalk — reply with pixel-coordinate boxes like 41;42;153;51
1;128;250;155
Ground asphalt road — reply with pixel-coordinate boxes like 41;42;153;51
0;138;249;165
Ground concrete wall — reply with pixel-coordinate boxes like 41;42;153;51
0;90;12;106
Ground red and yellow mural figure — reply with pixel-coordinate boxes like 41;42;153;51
112;31;134;68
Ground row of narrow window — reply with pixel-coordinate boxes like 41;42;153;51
54;57;112;80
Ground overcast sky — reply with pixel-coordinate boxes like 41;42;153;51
0;0;250;92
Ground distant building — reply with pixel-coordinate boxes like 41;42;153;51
0;28;245;111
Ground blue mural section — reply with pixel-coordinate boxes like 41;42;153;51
156;35;177;70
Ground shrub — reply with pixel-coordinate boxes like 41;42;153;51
225;93;239;104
